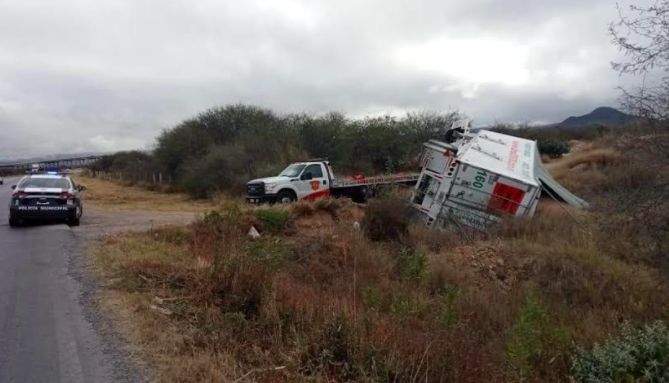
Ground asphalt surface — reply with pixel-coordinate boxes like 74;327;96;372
0;176;138;383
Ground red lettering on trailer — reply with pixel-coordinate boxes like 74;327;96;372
488;182;525;215
507;141;519;171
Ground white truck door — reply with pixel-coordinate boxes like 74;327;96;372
295;163;329;200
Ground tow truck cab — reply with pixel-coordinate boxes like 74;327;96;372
246;160;336;204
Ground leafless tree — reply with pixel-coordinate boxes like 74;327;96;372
605;4;669;269
611;1;669;121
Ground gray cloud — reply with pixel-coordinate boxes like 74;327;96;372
0;0;652;159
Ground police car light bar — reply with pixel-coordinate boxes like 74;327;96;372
44;168;71;175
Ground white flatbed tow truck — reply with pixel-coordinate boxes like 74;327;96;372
246;160;418;204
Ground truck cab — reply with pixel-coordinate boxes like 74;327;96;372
246;161;335;204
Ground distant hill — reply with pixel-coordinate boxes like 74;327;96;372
558;106;635;128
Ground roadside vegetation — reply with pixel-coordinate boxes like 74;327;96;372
89;106;460;198
88;104;639;199
91;126;669;382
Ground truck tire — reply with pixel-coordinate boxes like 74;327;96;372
351;186;368;203
276;190;296;204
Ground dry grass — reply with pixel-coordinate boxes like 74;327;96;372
89;131;669;382
92;203;513;381
76;175;217;212
546;142;622;193
92;196;669;382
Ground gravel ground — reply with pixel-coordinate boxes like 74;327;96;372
70;207;199;382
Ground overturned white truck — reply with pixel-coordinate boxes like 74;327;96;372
411;121;588;231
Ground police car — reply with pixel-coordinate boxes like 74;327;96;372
8;172;84;227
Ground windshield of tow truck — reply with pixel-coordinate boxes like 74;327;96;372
279;164;306;178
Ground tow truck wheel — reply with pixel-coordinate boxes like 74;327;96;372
277;190;296;204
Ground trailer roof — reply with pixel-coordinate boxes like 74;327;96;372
458;130;539;186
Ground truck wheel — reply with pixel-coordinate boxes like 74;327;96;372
352;186;368;203
277;190;296;204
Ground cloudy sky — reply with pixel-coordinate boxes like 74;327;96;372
0;0;650;159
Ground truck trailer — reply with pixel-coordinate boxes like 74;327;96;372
411;121;588;231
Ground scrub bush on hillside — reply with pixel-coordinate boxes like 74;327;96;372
92;104;460;197
571;321;669;382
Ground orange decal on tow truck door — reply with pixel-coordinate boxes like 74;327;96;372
310;180;320;191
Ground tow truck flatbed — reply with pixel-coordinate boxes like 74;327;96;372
246;161;418;204
332;173;420;188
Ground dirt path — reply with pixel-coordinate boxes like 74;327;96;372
75;175;216;213
73;175;212;238
77;207;198;239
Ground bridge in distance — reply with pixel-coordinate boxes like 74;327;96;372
0;155;101;173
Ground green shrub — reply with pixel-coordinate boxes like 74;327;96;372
88;150;157;182
362;196;412;242
143;104;460;196
362;287;383;311
506;290;550;378
178;143;251;198
398;246;427;282
437;284;461;326
571;321;669;383
538;139;571;158
255;208;291;234
390;294;427;318
302;315;358;380
223;312;247;331
245;237;291;269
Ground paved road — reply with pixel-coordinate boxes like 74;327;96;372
0;176;134;383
